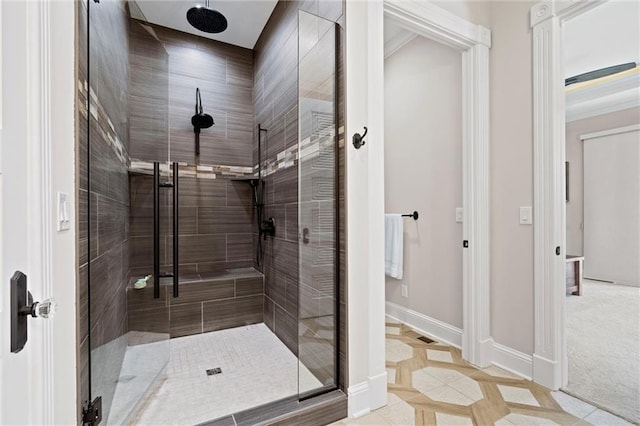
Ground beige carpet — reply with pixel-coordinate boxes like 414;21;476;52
565;279;640;423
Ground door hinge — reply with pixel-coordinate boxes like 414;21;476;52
82;397;102;425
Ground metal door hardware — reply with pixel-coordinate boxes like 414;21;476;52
352;126;367;149
302;227;310;244
261;217;276;240
82;397;102;425
463;240;469;248
11;271;56;353
153;162;180;299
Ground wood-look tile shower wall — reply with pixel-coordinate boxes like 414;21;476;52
127;22;257;277
128;22;254;166
76;0;131;418
253;0;345;390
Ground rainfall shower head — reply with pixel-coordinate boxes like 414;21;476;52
186;1;228;34
192;88;214;155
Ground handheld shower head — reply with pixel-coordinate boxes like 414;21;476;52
191;88;214;155
191;88;214;130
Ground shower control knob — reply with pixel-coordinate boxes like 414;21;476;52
30;298;57;319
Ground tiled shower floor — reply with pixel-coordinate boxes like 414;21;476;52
126;323;322;425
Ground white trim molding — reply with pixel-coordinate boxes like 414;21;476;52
386;302;463;349
346;372;390;419
461;41;493;368
567;88;640;122
348;0;492;417
386;302;534;380
580;124;640;141
566;70;640;122
530;0;608;391
384;0;491;50
492;342;534;381
347;382;371;418
381;0;493;369
384;29;417;59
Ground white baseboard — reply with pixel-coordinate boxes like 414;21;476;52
386;301;462;348
347;372;388;418
492;342;533;381
533;353;560;390
347;381;370;418
368;371;388;412
385;302;536;382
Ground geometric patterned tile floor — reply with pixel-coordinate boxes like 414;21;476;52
331;321;633;426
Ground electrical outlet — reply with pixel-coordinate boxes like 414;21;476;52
401;285;408;298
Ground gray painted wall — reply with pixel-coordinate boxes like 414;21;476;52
384;36;464;329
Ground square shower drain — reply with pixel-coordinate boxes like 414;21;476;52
206;367;222;376
417;336;435;344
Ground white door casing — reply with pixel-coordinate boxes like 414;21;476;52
530;0;607;390
346;0;492;417
1;0;77;424
382;1;493;367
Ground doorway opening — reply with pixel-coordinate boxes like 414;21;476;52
561;3;640;422
78;1;346;424
383;22;465;349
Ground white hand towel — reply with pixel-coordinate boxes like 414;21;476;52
385;214;404;279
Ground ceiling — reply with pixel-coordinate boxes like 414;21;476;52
563;0;640;78
130;0;278;49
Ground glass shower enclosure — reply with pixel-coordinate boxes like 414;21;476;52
82;1;339;423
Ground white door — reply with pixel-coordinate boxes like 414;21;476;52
1;1;77;424
583;126;640;286
1;1;37;423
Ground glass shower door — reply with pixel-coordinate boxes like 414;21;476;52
85;0;170;423
297;10;339;397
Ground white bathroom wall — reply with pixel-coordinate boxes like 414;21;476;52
384;36;463;329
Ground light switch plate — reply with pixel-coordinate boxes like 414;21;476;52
401;285;408;298
455;207;463;223
57;192;70;231
520;206;533;225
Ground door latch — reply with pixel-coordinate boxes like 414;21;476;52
11;271;56;353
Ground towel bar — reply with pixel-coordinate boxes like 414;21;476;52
401;211;419;220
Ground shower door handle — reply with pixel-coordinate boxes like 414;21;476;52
302;228;310;244
153;162;179;299
172;162;179;298
153;162;160;299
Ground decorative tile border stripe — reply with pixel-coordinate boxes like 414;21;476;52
81;79;340;182
78;79;128;165
129;160;254;180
